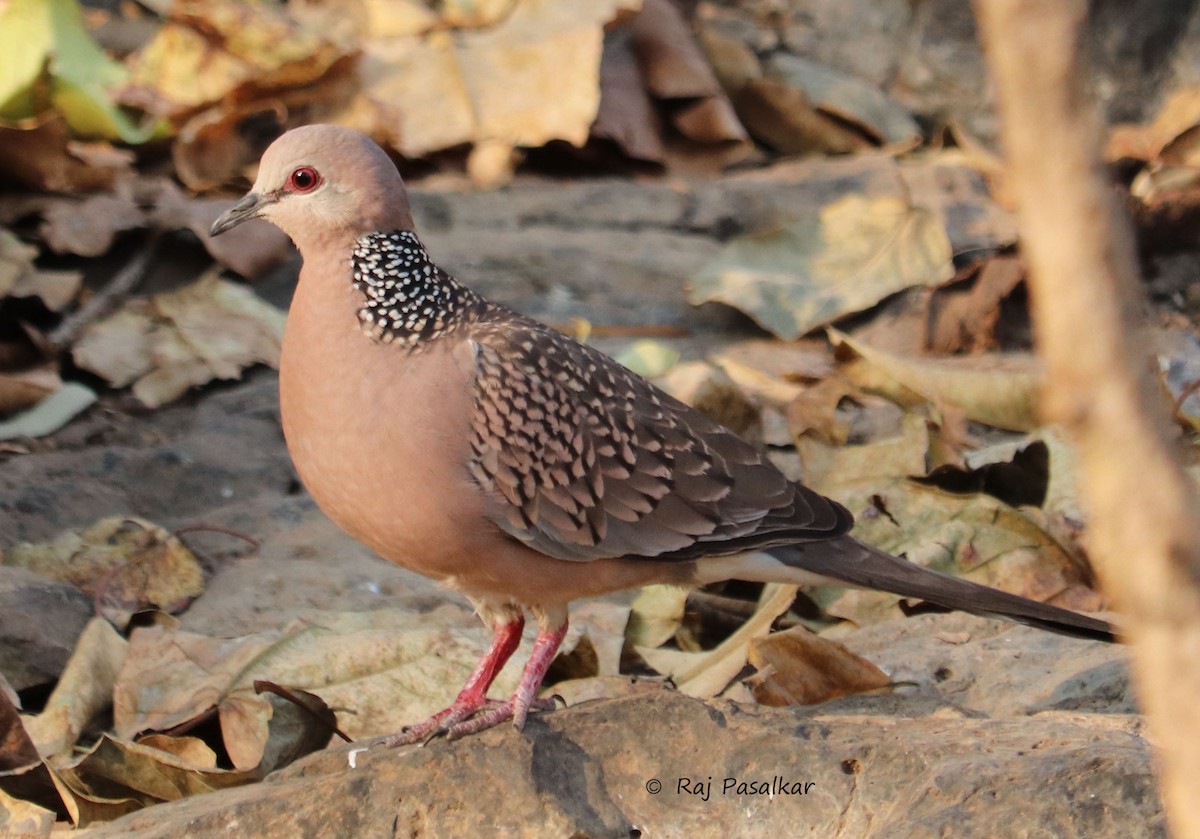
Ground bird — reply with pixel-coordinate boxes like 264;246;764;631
211;124;1114;745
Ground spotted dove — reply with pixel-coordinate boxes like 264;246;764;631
211;125;1113;744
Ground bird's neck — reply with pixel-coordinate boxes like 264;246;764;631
350;230;487;350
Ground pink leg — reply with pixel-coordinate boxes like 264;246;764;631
443;620;568;740
374;615;525;748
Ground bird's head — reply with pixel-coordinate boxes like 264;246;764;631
210;124;415;253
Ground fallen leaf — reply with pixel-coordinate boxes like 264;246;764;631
1;691;38;772
152;181;292;279
636;581;796;698
745;626;891;706
0;115;136;193
691;193;954;339
0;368;61;418
20;619;128;760
548;602;631;682
764;54;921;148
787;375;859;445
798;420;1096;627
6;517;205;627
626;585;688;650
615;339;680;378
626;0;747;144
122;0;347;119
38;194;145;258
926;255;1025;354
0;786;54;837
0;384;97;444
357;0;638;158
834;330;1042;432
733;77;867;155
0;0;160;143
592;30;666;164
72;271;286;407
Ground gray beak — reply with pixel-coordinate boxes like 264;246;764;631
210;192;272;237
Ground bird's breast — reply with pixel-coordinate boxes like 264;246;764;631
278;276;490;581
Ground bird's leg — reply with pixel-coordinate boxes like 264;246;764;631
374;614;525;748
442;617;568;740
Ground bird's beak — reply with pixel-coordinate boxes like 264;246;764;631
210;192;274;237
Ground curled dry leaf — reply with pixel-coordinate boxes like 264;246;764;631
691;193;954;340
72;271;286;408
0;787;54;837
626;585;689;650
636;582;797;698
5;517;204;628
926;255;1026;355
19;619;128;760
833;330;1043;432
122;0;348;119
745;626;891;706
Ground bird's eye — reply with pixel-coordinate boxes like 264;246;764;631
288;166;321;192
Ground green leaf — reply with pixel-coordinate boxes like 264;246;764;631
0;0;162;143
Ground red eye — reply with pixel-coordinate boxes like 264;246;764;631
288;166;321;192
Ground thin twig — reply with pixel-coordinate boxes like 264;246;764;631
48;231;162;351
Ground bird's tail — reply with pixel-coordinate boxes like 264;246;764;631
767;537;1115;643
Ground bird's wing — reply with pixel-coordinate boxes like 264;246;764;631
465;312;851;561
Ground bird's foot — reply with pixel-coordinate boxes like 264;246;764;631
442;695;559;740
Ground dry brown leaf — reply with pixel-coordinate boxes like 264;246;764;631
627;0;747;144
745;626;891;706
6;517;204;627
72;271;285;407
0;226;84;313
358;0;638;158
1;690;38;772
735;79;867;156
834;330;1042;432
798;418;1098;626
592;30;666;164
548;602;631;681
0;114;135;193
123;0;348;119
692;194;954;340
20;619;128;760
38;194;145;258
0;368;60;417
626;585;689;650
636;582;797;698
549;675;670;708
1106;88;1200;163
655;360;764;443
787;375;859;446
764;54;920;148
926;255;1025;354
0;786;54;837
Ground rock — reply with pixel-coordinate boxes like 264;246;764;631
78;689;1160;838
0;566;92;691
